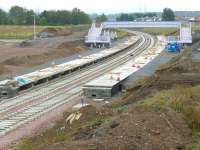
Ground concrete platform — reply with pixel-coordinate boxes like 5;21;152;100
83;36;166;99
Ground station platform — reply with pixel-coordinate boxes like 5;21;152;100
82;36;166;99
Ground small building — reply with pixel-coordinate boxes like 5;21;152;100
0;80;18;99
83;73;124;98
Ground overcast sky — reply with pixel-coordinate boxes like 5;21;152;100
0;0;199;14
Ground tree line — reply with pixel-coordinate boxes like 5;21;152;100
116;8;175;21
117;12;157;21
95;13;108;23
0;6;91;25
0;6;175;25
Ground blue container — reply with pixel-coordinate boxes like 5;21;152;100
167;42;181;53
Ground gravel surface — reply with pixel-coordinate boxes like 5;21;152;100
0;96;81;149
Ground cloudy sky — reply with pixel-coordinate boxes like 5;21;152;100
0;0;199;13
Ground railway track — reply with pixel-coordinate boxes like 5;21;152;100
0;31;155;136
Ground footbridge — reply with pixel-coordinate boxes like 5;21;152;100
85;21;192;46
102;21;181;28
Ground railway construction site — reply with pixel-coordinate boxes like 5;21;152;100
0;21;199;150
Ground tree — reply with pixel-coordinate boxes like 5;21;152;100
25;10;35;25
96;13;108;23
117;13;134;21
71;8;80;25
144;13;157;18
38;16;47;26
132;13;144;19
42;10;58;25
71;8;91;25
56;10;72;25
162;8;175;21
0;9;7;24
9;6;27;25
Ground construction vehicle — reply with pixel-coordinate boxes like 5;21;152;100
166;42;182;53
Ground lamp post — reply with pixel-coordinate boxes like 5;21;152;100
33;14;36;40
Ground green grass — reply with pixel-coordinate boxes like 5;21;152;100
0;25;88;39
143;28;178;36
111;104;129;113
193;23;200;31
15;127;71;150
116;29;131;38
143;24;200;36
137;85;200;149
78;117;110;130
15;115;110;150
0;25;45;39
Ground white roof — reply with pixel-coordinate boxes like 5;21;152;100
0;80;11;86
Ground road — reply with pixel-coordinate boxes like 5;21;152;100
0;31;155;148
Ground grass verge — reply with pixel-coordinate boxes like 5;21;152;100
143;28;178;36
115;29;131;39
137;85;200;150
15;113;110;150
0;25;88;39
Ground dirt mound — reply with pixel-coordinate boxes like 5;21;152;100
0;40;87;75
1;55;48;67
0;64;9;74
39;106;191;150
57;40;87;52
19;40;34;47
38;28;72;38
